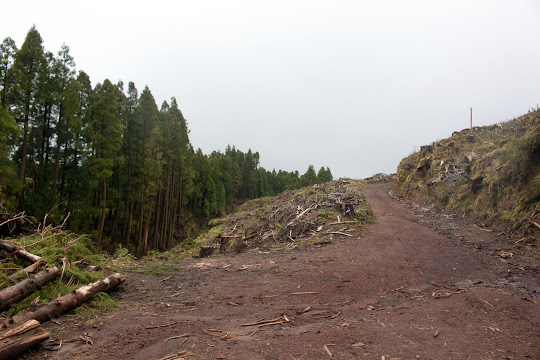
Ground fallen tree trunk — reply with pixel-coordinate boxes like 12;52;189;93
7;260;46;282
2;273;126;326
0;241;43;264
0;267;60;312
0;320;50;359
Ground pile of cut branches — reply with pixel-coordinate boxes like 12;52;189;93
198;179;372;256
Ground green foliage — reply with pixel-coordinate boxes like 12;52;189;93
144;263;179;276
73;292;118;321
114;244;137;260
317;167;333;183
0;104;19;208
300;165;317;187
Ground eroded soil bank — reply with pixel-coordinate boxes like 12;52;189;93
25;183;540;359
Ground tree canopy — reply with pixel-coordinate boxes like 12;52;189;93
0;26;333;255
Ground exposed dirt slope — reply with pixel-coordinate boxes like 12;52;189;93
396;111;540;238
23;183;540;360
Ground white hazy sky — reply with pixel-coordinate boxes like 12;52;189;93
2;0;540;178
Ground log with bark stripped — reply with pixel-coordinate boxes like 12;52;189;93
0;266;60;312
2;273;126;326
0;320;50;359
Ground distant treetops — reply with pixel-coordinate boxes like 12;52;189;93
0;26;332;255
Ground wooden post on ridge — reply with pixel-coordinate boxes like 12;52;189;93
470;108;473;129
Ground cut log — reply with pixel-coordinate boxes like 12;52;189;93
0;266;60;312
0;241;43;264
3;273;126;326
8;259;46;282
0;320;50;359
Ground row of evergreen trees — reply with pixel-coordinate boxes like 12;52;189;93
0;26;333;255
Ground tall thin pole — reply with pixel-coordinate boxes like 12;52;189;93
470;108;473;129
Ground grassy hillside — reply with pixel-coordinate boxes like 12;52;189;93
396;111;540;234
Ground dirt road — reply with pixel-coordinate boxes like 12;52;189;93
29;183;540;359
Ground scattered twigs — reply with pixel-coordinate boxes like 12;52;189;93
330;312;341;319
295;205;317;221
291;291;319;295
474;224;493;232
312;311;341;319
328;220;356;226
164;333;190;342
159;350;188;360
323;344;335;358
532;222;540;230
146;322;180;329
55;257;68;290
242;317;284;327
327;231;352;237
158;275;173;283
243;315;291;328
514;237;526;244
0;212;26;228
257;320;287;328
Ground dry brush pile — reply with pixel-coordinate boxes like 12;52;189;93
197;179;373;256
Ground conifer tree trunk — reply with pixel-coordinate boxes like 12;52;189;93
111;164;122;241
48;104;63;211
137;118;147;255
37;99;50;196
169;167;179;249
167;163;177;248
124;192;134;246
97;175;107;244
17;101;31;212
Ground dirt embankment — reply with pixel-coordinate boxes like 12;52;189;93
396;111;540;237
24;183;540;360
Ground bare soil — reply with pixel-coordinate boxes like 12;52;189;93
24;183;540;359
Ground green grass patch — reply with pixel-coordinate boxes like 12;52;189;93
145;263;179;276
73;292;118;323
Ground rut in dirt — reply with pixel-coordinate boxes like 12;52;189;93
28;183;540;360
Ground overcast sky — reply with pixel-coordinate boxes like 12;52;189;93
2;0;540;178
